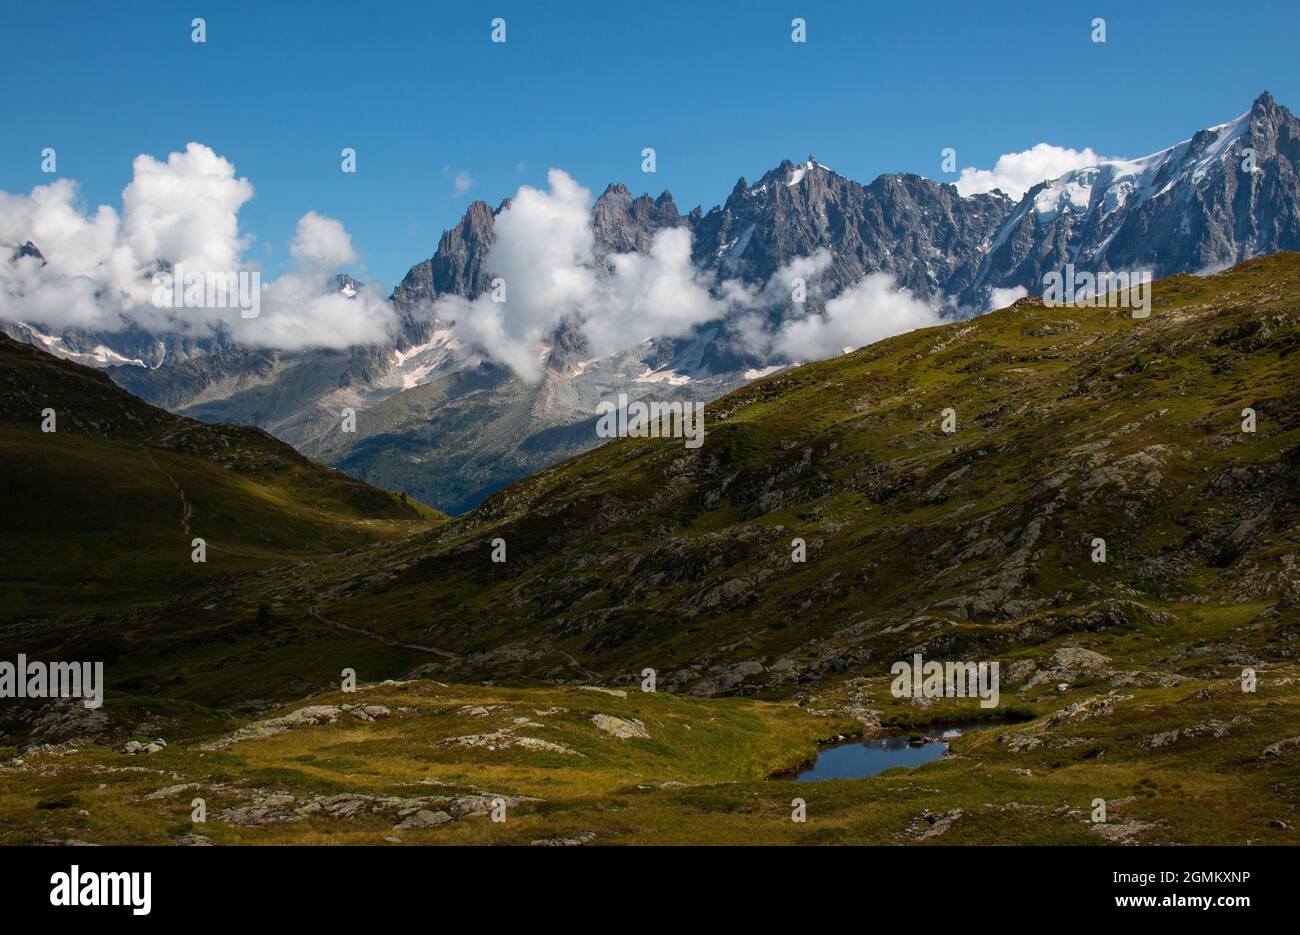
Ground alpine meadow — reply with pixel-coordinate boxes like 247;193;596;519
1;2;1298;910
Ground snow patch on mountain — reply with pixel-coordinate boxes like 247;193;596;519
12;322;150;368
634;367;692;386
1024;109;1252;227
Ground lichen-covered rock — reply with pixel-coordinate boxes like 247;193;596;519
394;809;452;831
1052;647;1111;671
1263;736;1300;757
203;705;341;749
591;714;650;740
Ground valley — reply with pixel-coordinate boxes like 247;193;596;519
2;254;1297;845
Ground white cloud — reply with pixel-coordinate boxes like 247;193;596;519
254;211;391;348
290;211;357;266
1193;259;1233;276
250;272;393;349
728;249;841;357
121;143;253;274
0;143;395;349
584;227;723;357
774;273;940;362
291;210;358;265
768;248;832;301
446;169;595;381
955;143;1109;200
441;169;722;382
989;285;1029;309
722;249;833;316
444;166;474;198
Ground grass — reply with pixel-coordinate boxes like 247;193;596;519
0;332;440;614
2;256;1299;844
4;661;1298;845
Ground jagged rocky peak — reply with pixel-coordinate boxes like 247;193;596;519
388;198;498;347
1243;89;1293;149
741;154;832;194
11;240;46;265
424;199;497;298
593;181;684;257
334;273;361;297
689;151;1014;302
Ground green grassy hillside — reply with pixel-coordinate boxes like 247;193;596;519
2;256;1298;845
0;333;441;615
212;253;1298;695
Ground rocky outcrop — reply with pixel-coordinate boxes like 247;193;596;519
1262;736;1300;757
202;703;391;750
902;808;964;841
593;185;684;258
210;787;531;830
690;159;1013;305
590;714;650;740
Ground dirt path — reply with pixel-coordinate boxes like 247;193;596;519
308;609;460;659
557;649;601;681
142;445;192;537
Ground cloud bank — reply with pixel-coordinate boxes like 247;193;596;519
989;285;1029;309
0;143;394;349
772;273;940;361
3;153;953;370
439;171;946;379
437;169;723;382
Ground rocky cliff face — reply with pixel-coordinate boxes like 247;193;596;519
690;158;1015;305
592;184;686;258
390;199;498;346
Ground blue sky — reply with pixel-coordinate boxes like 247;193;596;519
3;0;1298;287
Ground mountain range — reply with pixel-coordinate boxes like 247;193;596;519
5;91;1299;514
